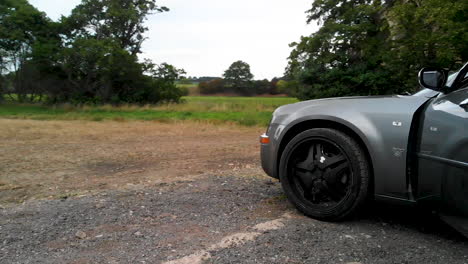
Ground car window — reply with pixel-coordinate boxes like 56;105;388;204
446;65;468;88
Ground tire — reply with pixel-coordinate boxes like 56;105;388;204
279;128;369;221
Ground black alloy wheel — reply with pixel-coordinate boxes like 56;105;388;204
279;128;369;221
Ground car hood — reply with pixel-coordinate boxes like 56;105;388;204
272;94;433;125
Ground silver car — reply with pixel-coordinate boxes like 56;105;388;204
260;63;468;235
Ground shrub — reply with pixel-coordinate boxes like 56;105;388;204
199;79;225;94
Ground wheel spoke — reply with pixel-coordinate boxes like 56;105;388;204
320;154;346;169
295;162;308;170
296;144;316;170
314;143;323;161
323;162;349;183
295;170;313;191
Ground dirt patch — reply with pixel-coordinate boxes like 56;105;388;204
0;119;264;205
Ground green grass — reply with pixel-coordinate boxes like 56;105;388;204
176;83;198;88
0;96;298;126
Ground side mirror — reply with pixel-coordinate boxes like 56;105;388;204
418;68;448;91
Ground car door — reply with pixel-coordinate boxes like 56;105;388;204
417;74;468;218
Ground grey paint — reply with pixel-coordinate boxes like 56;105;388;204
417;87;468;214
261;64;468;234
261;94;431;200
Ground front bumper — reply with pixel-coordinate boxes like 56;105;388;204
260;123;282;179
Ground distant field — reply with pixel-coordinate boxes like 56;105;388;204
0;96;299;126
176;82;199;95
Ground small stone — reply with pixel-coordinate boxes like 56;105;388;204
134;231;143;237
75;231;87;239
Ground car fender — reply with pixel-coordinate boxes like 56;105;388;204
274;95;432;200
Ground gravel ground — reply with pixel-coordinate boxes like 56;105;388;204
1;172;467;264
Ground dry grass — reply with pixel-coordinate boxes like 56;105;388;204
0;119;265;205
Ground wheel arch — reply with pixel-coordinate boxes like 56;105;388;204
276;119;375;194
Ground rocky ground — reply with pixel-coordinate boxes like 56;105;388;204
1;119;467;264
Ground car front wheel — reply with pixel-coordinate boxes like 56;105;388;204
279;128;369;221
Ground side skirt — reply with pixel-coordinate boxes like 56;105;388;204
375;194;417;206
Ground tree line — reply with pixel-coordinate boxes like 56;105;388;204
197;60;298;96
0;0;185;104
1;0;466;104
287;0;467;100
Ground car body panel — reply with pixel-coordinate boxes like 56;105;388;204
261;95;432;200
417;87;468;214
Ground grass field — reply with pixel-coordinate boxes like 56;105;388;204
0;96;298;126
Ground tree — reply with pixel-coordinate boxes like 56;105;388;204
63;0;169;55
386;0;468;88
252;79;271;95
56;0;185;104
223;60;254;95
287;0;468;100
53;0;183;104
277;80;300;97
0;0;59;102
57;38;139;103
132;62;186;104
0;0;185;105
199;79;225;94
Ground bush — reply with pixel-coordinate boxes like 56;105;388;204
199;79;225;94
277;80;300;97
178;86;189;96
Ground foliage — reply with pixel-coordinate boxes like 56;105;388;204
277;80;300;97
0;0;59;102
199;79;225;94
178;86;190;96
386;0;468;88
63;0;169;56
223;60;254;95
0;0;185;105
198;76;283;96
287;0;468;100
176;82;198;96
252;79;273;95
197;60;282;96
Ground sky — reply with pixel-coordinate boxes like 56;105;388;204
29;0;317;80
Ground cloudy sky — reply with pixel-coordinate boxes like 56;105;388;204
29;0;317;80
